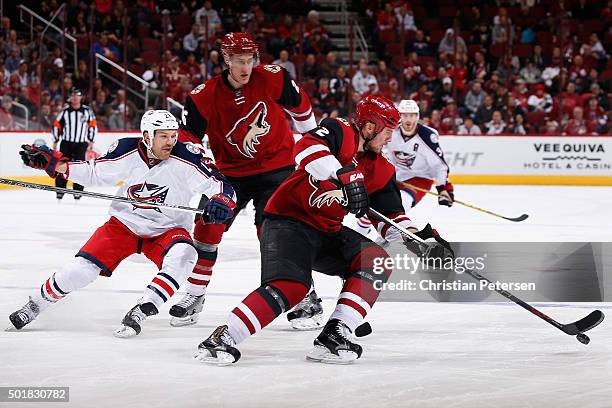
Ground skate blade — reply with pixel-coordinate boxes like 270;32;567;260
113;325;138;338
169;314;199;327
290;315;323;331
194;349;236;366
306;346;359;364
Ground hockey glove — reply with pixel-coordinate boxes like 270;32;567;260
403;223;454;262
436;182;454;207
19;144;67;178
335;164;369;218
203;193;236;224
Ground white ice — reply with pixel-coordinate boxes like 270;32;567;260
1;185;611;408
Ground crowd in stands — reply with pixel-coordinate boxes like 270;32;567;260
1;0;610;135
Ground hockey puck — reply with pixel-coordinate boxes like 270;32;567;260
355;322;372;337
576;333;590;345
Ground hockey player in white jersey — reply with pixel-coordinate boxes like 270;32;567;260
355;99;454;238
9;110;236;338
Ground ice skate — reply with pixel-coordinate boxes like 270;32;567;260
287;290;323;330
169;293;205;327
114;302;158;338
9;297;43;330
306;319;362;364
195;325;241;366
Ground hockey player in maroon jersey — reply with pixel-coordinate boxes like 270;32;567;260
170;32;317;326
195;95;452;365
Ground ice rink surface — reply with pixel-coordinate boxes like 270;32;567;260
1;184;611;407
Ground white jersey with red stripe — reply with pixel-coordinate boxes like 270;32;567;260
64;137;235;237
386;123;450;186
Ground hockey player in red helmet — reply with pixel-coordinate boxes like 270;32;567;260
170;32;317;326
195;95;452;365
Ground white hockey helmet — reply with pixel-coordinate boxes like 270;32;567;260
140;109;179;151
397;99;420;117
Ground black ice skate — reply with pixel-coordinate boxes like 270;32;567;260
169;293;205;327
287;290;323;330
195;325;241;366
9;297;42;330
306;319;363;364
113;302;158;338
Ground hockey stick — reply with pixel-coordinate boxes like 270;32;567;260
0;177;205;214
369;208;604;344
400;182;529;222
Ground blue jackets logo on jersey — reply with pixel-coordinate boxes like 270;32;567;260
225;101;270;158
127;182;170;212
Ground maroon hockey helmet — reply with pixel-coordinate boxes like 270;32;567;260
221;32;259;63
354;95;400;134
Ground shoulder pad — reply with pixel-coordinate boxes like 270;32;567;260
102;138;140;159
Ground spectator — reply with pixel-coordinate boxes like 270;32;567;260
469;50;488;82
403;66;421;96
108;90;137;130
385;78;402;103
568;54;589;91
503;94;526;120
544;119;561;135
0;95;14;129
195;1;221;37
476;94;496;125
492;14;514;45
586;33;607;62
317;52;337;79
509;113;528;134
330;66;350;100
409;30;433;56
520;59;542;84
11;60;29;88
396;3;417;32
374;60;394;84
183;24;202;53
362;77;380;97
302;54;320;81
512;79;530;111
486;110;506;134
457;117;482;135
530;44;547;70
313;77;336;114
376;3;396;33
432;77;453;110
520;25;536;44
5;49;20;73
273;50;296;79
438;28;467;56
584;97;608;134
527;84;553;113
470;23;491;49
448;57;468;94
563;106;589;135
93;32;120;62
92;90;110;129
351;59;378;95
464;81;487;118
440;100;463;133
205;50;223;78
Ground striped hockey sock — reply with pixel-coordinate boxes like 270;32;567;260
226;280;308;344
142;272;181;309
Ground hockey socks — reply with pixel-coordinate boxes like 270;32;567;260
226;280;309;344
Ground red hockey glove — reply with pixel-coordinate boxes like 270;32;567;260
436;182;454;207
19;144;68;178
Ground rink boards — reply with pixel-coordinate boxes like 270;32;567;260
1;131;611;187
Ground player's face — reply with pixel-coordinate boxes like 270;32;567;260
151;129;177;160
367;126;394;154
228;54;255;86
401;112;418;134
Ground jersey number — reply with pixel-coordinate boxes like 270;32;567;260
314;127;329;138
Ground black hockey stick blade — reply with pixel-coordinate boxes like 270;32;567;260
354;322;372;337
561;310;605;335
503;213;529;222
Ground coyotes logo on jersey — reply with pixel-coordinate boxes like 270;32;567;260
127;182;169;212
307;175;346;208
225;101;271;158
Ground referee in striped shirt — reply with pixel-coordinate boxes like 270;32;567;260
52;87;97;200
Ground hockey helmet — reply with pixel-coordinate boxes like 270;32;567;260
140;110;179;152
397;99;420;116
354;95;400;135
221;32;259;64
